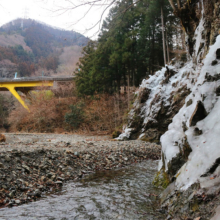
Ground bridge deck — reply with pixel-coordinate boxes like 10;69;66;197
0;76;75;111
0;76;75;83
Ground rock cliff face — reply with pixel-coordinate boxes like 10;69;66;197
118;0;220;217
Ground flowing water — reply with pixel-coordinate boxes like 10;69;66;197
0;160;165;220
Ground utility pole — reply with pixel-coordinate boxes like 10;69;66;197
21;7;29;30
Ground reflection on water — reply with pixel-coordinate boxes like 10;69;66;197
0;160;165;220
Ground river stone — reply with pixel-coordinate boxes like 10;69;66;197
38;185;44;189
41;176;46;182
15;200;21;204
22;164;31;173
54;181;63;185
160;181;176;204
9;191;15;198
85;154;91;160
34;189;41;197
74;152;79;156
57;177;64;181
4;155;11;162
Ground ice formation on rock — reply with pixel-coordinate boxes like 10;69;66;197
118;0;220;190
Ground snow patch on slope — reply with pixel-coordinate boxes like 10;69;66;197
117;61;195;141
164;35;220;190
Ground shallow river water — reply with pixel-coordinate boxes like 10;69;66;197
0;160;165;220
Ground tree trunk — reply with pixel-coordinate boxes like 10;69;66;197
177;0;182;9
166;30;170;63
161;5;167;66
152;22;155;73
181;28;186;50
127;71;130;109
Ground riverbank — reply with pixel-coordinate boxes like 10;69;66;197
0;133;161;208
0;160;166;220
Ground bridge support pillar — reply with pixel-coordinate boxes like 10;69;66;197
7;86;30;111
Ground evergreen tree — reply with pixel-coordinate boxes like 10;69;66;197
74;0;181;96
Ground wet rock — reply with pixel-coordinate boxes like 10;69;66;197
85;154;91;160
216;48;220;59
186;99;193;107
212;60;218;66
15;200;21;204
139;88;151;103
205;72;220;82
22;164;31;173
182;121;188;132
160;181;176;204
34;189;41;197
57;177;65;181
47;179;54;185
41;176;46;182
194;127;203;136
74;152;79;156
9;191;15;198
54;181;63;186
189;101;207;126
4;155;11;162
51;175;56;180
215;86;220;96
38;185;44;190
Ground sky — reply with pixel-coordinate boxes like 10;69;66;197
0;0;111;39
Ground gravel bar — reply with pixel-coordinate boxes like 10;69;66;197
0;133;161;208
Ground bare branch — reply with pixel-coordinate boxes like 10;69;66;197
168;0;177;11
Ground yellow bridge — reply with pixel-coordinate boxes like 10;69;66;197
0;77;74;111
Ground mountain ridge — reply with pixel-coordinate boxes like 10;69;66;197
0;18;89;78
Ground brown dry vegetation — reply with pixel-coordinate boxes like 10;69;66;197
8;86;130;135
56;46;82;76
0;34;32;52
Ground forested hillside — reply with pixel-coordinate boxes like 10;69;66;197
74;0;186;96
0;19;89;77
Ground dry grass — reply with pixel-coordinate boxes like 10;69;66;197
8;95;78;133
8;89;130;135
79;94;128;135
56;45;82;76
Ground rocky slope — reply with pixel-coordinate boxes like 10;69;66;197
118;0;220;218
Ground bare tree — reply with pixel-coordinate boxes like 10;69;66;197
39;0;141;38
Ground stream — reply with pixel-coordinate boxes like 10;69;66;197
0;160;165;220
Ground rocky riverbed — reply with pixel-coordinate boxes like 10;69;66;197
0;133;161;208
